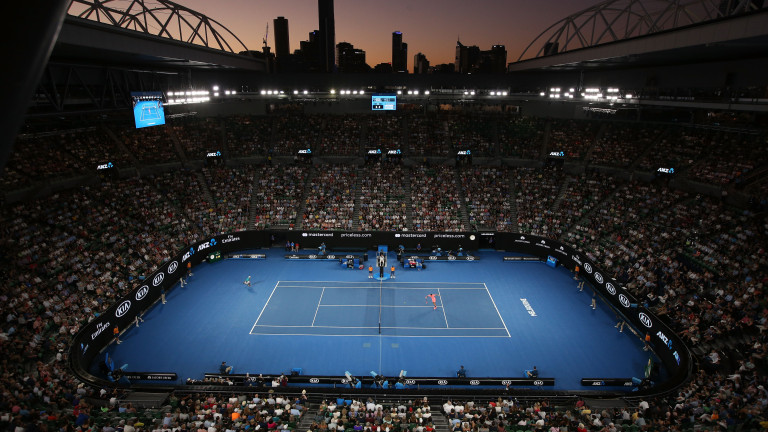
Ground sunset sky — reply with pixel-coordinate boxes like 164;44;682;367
179;0;600;66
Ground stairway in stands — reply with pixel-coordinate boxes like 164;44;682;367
248;168;263;229
507;171;520;233
550;176;573;212
455;167;471;231
352;170;363;230
430;406;451;432
404;177;415;229
294;166;317;230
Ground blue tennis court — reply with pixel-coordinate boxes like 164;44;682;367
251;281;509;337
104;248;655;390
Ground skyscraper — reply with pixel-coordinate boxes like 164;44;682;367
318;0;336;72
392;31;408;73
273;17;290;60
414;52;429;74
337;42;367;73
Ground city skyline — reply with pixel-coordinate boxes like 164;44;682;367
180;0;600;67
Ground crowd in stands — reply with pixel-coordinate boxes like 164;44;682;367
223;116;272;158
252;165;308;229
589;123;659;167
443;114;495;157
359;162;408;231
119;126;179;165
498;115;543;159
302;164;356;230
1;113;768;430
407;115;449;157
272;115;362;156
460;167;513;231
548;120;597;160
202;166;254;233
513;167;565;237
365;115;403;151
410;165;464;231
172;118;223;161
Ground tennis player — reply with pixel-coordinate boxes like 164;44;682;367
425;293;440;310
244;275;251;286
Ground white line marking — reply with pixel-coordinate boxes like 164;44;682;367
252;324;505;330
319;304;440;308
251;281;279;333
277;281;486;285
484;282;511;338
249;333;510;338
311;286;326;327
276;285;486;290
438;288;449;328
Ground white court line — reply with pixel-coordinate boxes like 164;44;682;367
276;285;486;290
278;280;486;285
438;288;449;328
252;324;505;330
311;286;326;327
319;304;440;308
484;282;511;338
250;281;280;334
249;333;511;338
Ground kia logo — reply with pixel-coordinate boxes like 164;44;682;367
448;256;456;260
639;312;653;328
437;380;448;385
619;294;630;308
405;379;416;385
533;380;544;386
501;380;512;386
605;283;616;295
152;272;165;287
584;263;593;274
309;378;320;384
594;272;603;284
309;255;318;259
466;256;475;261
429;256;437;260
167;261;179;274
115;300;131;318
469;380;480;385
135;285;149;301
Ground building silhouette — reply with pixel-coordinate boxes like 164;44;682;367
414;52;429;74
337;42;368;73
318;0;336;72
455;40;480;74
392;31;408;73
273;17;290;59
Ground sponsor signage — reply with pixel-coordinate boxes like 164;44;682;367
285;254;363;260
199;374;554;387
548;151;565;157
115;300;131;318
387;149;401;155
206;151;222;158
123;372;178;381
657;167;675;174
423;255;478;261
96;162;114;170
135;285;149;301
367;149;382;155
503;256;540;261
297;149;312;154
457;150;471;156
581;378;634;387
228;254;267;259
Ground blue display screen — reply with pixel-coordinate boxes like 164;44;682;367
131;92;166;128
372;94;397;111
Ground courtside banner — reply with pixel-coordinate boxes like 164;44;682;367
201;374;553;387
281;230;480;250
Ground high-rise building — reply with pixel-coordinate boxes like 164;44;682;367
392;31;408;73
414;52;429;74
337;42;367;73
318;0;336;72
299;30;321;72
455;40;480;74
273;17;290;60
477;45;507;73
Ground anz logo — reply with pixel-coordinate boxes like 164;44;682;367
115;300;131;318
639;312;653;328
182;247;195;262
152;272;165;287
167;261;179;274
135;285;149;301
